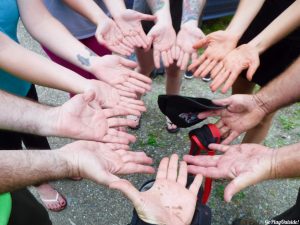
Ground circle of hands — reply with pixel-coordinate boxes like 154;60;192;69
57;7;270;225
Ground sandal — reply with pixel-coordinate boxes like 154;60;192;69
166;117;180;133
40;190;67;212
127;115;141;130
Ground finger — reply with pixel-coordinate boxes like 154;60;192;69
117;89;138;98
219;126;230;136
119;42;134;56
122;37;135;49
172;45;177;60
191;52;198;63
120;97;145;106
221;131;240;145
194;58;211;77
107;118;138;128
125;36;136;47
105;143;130;151
167;154;179;181
161;51;169;67
133;35;143;48
123;81;146;94
193;38;209;49
224;173;254;202
189;174;203;195
106;129;136;143
175;46;181;60
156;157;169;180
197;109;223;120
120;57;138;69
121;151;153;165
177;161;188;186
167;50;174;65
153;49;161;69
222;71;240;94
177;50;184;68
246;60;260;81
123;163;156;174
109;179;142;205
128;78;151;91
210;69;230;92
129;71;152;84
139;30;151;49
102;134;129;144
211;61;224;79
183;155;220;167
119;102;146;113
180;53;190;71
200;60;218;78
207;144;230;152
137;12;156;21
187;166;223;179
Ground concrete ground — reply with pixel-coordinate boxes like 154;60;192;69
17;23;300;225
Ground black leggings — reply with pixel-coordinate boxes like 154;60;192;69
0;85;50;150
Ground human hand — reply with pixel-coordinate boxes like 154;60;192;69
188;30;240;78
91;55;152;95
54;91;137;144
114;9;156;49
83;79;146;116
209;44;260;93
148;21;177;68
95;17;134;56
110;154;203;225
175;22;205;70
60;140;155;185
197;94;267;144
184;143;274;202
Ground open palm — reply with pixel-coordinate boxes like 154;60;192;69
111;154;203;225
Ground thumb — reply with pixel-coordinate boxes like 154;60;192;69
136;12;156;21
212;97;232;107
224;173;256;202
109;179;141;205
83;90;96;102
193;37;209;49
147;26;160;40
120;57;138;69
246;60;260;81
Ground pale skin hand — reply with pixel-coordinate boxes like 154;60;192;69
175;22;205;70
83;79;146;116
188;30;240;78
56;91;138;144
113;9;156;49
148;21;177;68
60;141;155;186
184;143;274;202
90;55;152;95
110;154;203;225
209;43;260;93
197;94;267;144
95;17;134;56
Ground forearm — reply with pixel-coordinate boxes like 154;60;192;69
62;0;107;25
0;90;59;136
255;56;300;114
0;33;88;94
271;142;300;179
248;1;300;54
226;0;265;38
102;0;127;19
181;0;206;27
0;150;70;193
146;0;171;22
18;0;100;74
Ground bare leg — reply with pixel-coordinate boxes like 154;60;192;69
232;77;275;144
165;62;182;95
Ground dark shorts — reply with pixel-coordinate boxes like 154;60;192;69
133;0;183;34
239;0;300;87
8;189;52;225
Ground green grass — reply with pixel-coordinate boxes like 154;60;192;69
202;16;232;34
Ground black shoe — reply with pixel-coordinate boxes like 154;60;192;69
202;74;212;82
184;71;194;79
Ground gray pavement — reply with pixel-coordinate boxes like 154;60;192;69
17;22;300;225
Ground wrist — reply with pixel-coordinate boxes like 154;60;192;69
180;20;198;29
252;92;271;116
269;149;279;180
57;147;80;178
248;38;265;54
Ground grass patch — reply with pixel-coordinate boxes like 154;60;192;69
202;16;232;34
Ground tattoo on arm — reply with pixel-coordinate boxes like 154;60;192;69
85;47;97;57
147;0;165;13
181;0;201;24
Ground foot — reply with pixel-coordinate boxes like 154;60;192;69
127;115;141;130
166;117;180;133
36;183;67;212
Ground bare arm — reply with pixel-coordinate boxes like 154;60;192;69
181;0;206;26
248;0;300;54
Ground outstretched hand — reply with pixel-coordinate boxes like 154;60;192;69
148;22;177;68
95;17;134;56
175;23;205;70
209;44;260;93
91;55;152;95
60;140;155;185
184;143;274;202
55;91;137;144
114;9;156;49
189;30;240;78
197;94;267;144
110;154;203;225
